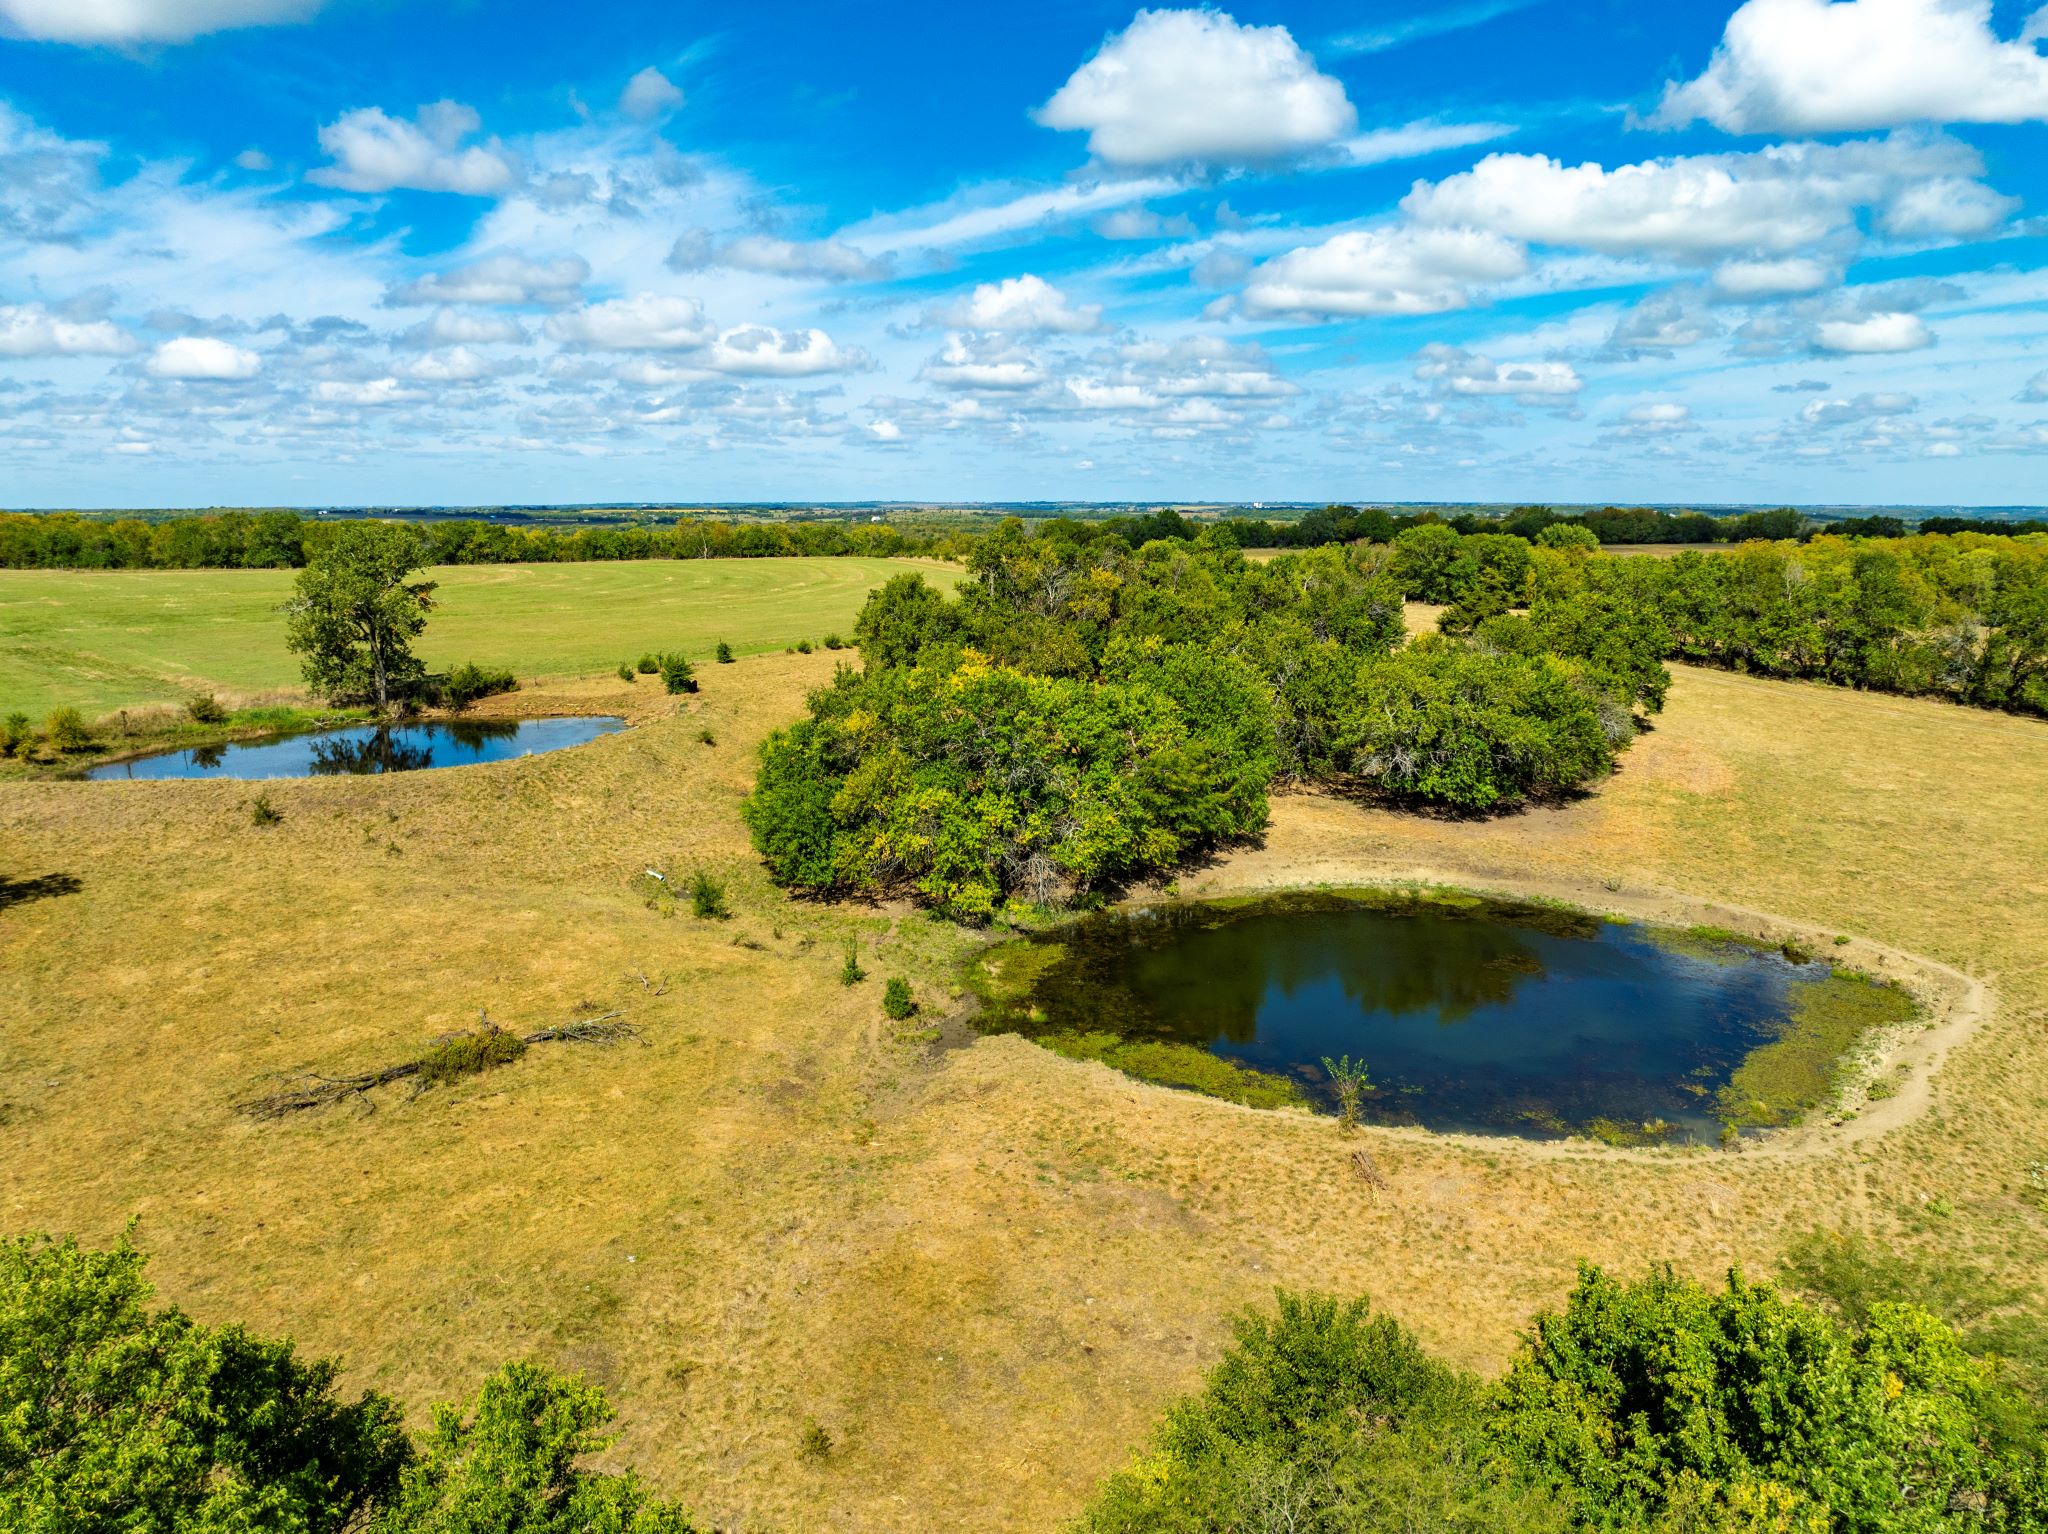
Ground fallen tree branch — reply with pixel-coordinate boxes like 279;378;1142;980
236;1010;642;1120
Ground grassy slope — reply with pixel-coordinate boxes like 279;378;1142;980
0;557;959;717
2;644;2046;1531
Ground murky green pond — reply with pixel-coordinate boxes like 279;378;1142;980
973;890;1911;1143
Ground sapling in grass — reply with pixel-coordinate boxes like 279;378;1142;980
249;794;283;827
186;692;228;725
1321;1055;1373;1132
715;641;734;663
840;940;866;986
617;662;635;682
636;654;659;675
660;654;697;695
690;870;730;920
882;978;915;1019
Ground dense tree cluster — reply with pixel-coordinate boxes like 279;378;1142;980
0;1232;699;1533
1082;1266;2048;1534
0;510;953;570
745;525;1658;916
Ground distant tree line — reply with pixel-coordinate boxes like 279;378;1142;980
742;523;1667;918
0;509;959;570
7;503;2045;571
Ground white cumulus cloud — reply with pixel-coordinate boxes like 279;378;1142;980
146;336;261;379
310;102;517;197
0;0;322;43
1035;8;1356;166
1415;342;1582;399
545;294;715;351
1814;311;1933;352
1712;257;1832;296
920;333;1048;391
387;255;589;307
1242;226;1526;317
619;67;685;122
1659;0;2048;133
932;274;1103;333
701;325;862;377
0;303;136;357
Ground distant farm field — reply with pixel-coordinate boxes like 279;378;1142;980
0;557;959;716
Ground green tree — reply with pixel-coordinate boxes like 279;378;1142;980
282;523;437;710
370;1362;697;1533
853;572;964;670
0;1231;410;1533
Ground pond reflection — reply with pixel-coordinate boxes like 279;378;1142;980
89;716;626;781
981;891;1818;1142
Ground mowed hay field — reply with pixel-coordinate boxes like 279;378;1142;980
0;557;959;717
3;645;2048;1530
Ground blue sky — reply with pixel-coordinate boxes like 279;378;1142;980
4;0;2048;507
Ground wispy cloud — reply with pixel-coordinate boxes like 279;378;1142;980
1326;0;1542;57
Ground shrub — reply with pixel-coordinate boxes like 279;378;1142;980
250;794;283;827
1344;645;1618;812
617;661;635;682
689;870;729;919
794;639;814;654
822;633;845;650
636;654;659;674
0;1233;410;1532
660;653;697;695
882;978;915;1019
715;641;734;663
42;706;91;752
375;1361;700;1531
1534;522;1601;552
415;1024;528;1085
185;691;228;725
0;711;31;756
698;728;716;745
441;661;518;708
839;940;866;986
796;1421;833;1462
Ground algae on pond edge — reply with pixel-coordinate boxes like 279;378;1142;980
1716;969;1918;1129
1040;1030;1307;1111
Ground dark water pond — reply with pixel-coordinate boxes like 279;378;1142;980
87;716;626;781
977;891;1836;1143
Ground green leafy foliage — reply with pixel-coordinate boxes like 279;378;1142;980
369;1361;698;1533
882;978;916;1019
839;940;866;986
618;661;636;682
40;706;90;752
0;712;30;757
715;641;734;663
689;870;729;920
415;1025;529;1085
659;654;697;695
282;522;438;710
1344;644;1618;812
0;1231;410;1533
636;654;659;675
185;691;229;725
1081;1268;2048;1534
440;663;519;709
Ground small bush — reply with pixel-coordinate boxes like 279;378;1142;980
42;707;91;753
249;794;283;827
698;728;716;745
617;661;635;682
882;978;915;1019
0;712;32;757
794;639;814;655
443;662;519;709
715;641;734;664
636;654;659;675
822;634;845;651
185;692;228;725
839;941;866;986
796;1420;833;1462
660;654;697;695
416;1024;528;1085
690;870;730;920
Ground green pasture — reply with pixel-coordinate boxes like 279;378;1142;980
0;557;957;717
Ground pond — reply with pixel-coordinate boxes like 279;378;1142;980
973;890;1908;1144
86;715;627;781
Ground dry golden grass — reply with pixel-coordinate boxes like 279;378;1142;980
3;652;2047;1531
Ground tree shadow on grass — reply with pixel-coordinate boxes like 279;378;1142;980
0;872;82;912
